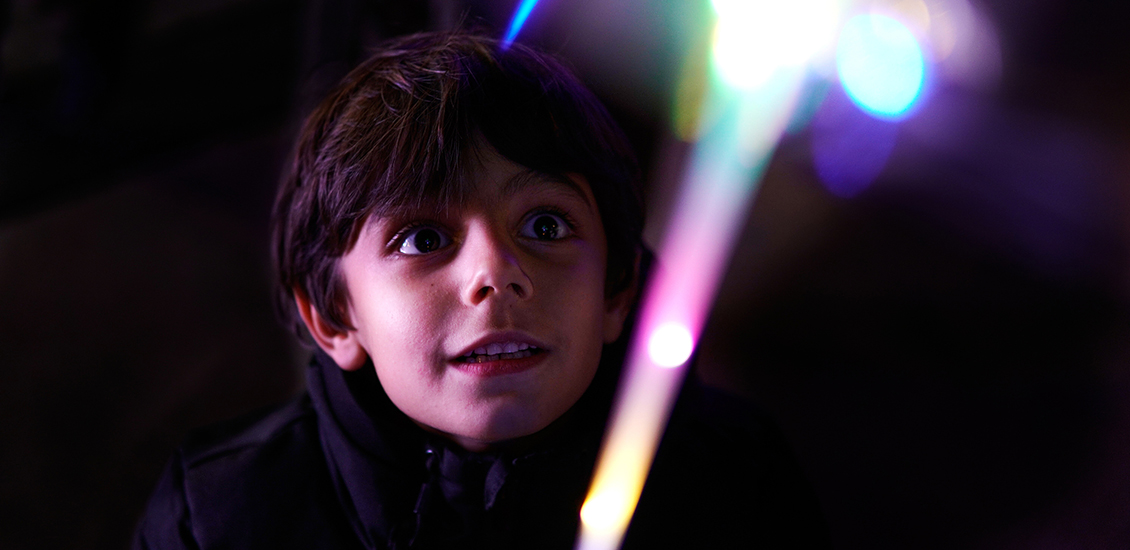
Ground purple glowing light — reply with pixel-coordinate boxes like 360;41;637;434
811;88;899;198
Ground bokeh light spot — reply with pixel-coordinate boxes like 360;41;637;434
647;322;694;368
836;14;926;119
811;87;899;197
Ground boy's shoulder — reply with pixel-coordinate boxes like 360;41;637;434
134;395;358;550
178;394;318;469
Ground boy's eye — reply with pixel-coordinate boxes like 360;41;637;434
521;212;573;241
398;226;450;255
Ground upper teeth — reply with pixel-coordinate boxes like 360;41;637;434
466;342;533;356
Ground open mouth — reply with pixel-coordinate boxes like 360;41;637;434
457;342;543;363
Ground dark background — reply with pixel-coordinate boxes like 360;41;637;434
1;0;1128;548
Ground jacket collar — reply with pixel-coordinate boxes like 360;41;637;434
307;349;424;548
305;332;631;549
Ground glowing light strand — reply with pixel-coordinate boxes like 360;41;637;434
574;50;810;550
569;1;860;547
502;0;541;50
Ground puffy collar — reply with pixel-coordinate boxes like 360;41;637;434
305;338;627;549
307;349;424;548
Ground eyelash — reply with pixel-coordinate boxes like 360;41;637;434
388;222;447;250
525;206;577;232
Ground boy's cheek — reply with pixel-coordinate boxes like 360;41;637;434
531;249;607;290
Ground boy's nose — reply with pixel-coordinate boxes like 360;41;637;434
460;226;533;306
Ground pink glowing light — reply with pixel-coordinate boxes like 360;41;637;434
573;1;848;547
576;67;808;550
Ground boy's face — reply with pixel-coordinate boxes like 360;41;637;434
325;151;631;450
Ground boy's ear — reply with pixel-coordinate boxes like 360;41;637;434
293;290;368;371
602;273;639;344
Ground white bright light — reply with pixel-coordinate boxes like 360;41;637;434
647;322;694;368
580;487;633;536
711;0;841;90
836;14;926;119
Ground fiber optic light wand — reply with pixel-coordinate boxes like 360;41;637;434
572;1;841;548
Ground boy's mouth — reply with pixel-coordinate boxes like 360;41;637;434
457;342;543;363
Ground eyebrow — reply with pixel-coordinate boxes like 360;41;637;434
365;168;594;229
503;169;594;208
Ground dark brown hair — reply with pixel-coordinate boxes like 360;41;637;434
272;31;643;339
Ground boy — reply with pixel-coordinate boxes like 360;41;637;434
134;31;828;549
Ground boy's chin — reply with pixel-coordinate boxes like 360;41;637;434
416;417;558;453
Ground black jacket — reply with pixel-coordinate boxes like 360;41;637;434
133;349;830;549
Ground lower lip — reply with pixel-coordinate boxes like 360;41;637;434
451;351;547;377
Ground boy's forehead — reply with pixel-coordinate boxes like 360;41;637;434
367;167;595;221
501;169;595;207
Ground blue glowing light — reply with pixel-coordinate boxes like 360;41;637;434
836;14;926;120
502;0;540;50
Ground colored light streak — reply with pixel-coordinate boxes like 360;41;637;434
575;38;810;550
574;0;961;545
836;14;926;119
502;0;540;50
